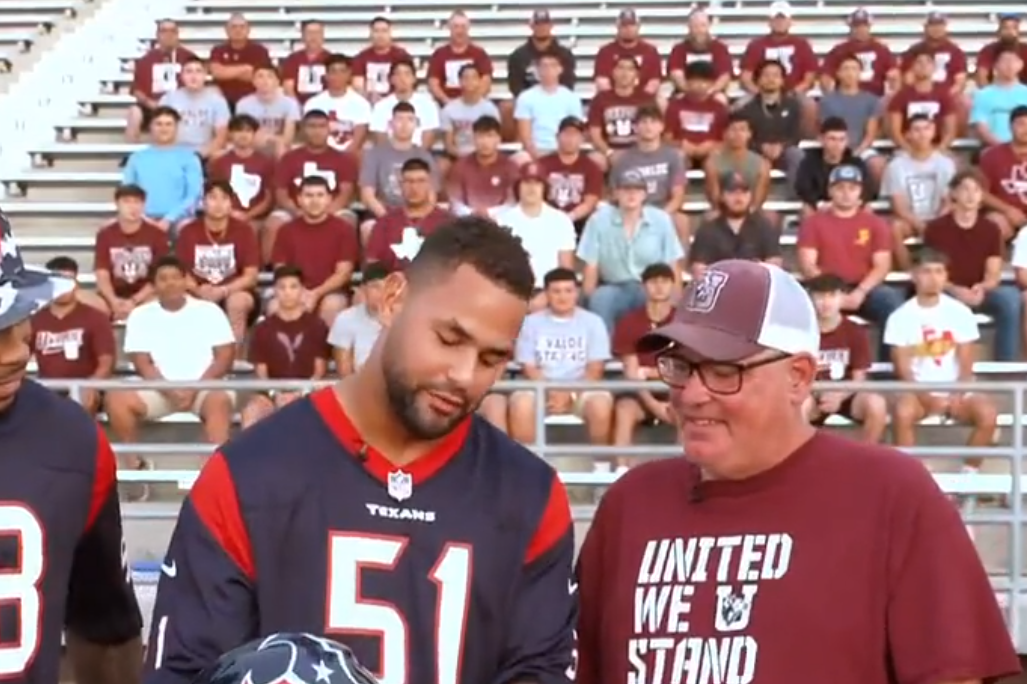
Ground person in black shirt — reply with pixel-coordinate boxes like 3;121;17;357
688;171;782;278
737;59;803;191
794;117;874;218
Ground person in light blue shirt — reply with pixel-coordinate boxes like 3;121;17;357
576;170;685;332
503;266;613;457
122;106;203;232
970;46;1027;144
513;54;583;162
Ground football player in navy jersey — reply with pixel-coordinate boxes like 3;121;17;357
144;216;578;684
0;213;143;684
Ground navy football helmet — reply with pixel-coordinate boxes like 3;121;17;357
192;633;380;684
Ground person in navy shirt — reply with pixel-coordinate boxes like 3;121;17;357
0;212;143;684
143;216;578;684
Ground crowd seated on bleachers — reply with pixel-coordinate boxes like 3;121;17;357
27;1;1027;498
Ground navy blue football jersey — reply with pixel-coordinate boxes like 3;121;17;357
0;380;143;683
143;387;577;684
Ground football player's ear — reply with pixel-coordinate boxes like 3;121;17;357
376;271;408;328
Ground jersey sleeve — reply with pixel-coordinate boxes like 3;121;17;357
65;426;143;645
494;473;577;684
143;452;258;684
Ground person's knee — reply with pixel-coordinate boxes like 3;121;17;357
860;392;888;421
201;391;234;418
583;393;613;422
225;291;254;315
970;397;999;426
479;393;508;417
508;391;535;417
104;390;135;417
893;396;920;423
241;396;272;426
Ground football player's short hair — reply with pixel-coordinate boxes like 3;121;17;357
390;59;416;78
406;217;535;301
204;179;235;198
725;111;750;128
300;19;323;30
325;53;350;70
114;183;146;201
273;264;304;283
302;109;330;122
401;157;431;174
181;56;206;69
949;168;984;190
370;15;391;27
820;116;848;134
150;106;180;123
914;248;949;268
804;273;846;294
229;114;260;132
472;115;502;134
458;63;480;79
754;59;785;80
150;255;186;281
45;256;78;274
254;64;279;78
543;267;578;288
684;61;715;80
392;101;416;117
298;176;332;192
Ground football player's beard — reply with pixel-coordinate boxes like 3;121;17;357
382;364;473;440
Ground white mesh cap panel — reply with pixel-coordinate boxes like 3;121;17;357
753;263;820;355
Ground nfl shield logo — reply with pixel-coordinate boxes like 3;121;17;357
387;470;413;502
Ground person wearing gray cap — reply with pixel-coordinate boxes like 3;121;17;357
0;212;145;683
576;169;684;333
573;259;1020;684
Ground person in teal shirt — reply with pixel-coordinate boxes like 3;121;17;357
970;46;1027;144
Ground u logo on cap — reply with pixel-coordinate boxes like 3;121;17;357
685;271;729;313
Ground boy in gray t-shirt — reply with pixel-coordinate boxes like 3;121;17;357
610;144;686;207
358;141;439;208
235;65;301;156
441;98;501;156
160;87;230;153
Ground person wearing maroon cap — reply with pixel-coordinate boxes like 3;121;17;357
573;259;1020;684
899;12;970;131
593;10;662;97
819;9;898;98
666;9;733;104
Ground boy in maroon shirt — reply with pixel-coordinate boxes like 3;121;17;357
664;61;729;168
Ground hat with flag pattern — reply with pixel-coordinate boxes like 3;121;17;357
0;211;75;331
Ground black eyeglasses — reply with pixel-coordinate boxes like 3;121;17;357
654;351;792;395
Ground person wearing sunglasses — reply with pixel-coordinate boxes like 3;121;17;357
572;259;1017;684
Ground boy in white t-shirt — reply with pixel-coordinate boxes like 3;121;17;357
884;249;998;469
105;256;237;448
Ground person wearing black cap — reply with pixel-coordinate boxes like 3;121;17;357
502;9;575;135
976;13;1027;86
593;9;662;96
979;104;1027;239
689;172;781;278
0;212;145;683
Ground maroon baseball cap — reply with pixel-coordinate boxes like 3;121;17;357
618;9;639;25
520;162;545;182
636;260;820;362
531;9;552;24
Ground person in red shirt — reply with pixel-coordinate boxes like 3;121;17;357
587;55;653;169
93;183;170;320
208;12;272;110
352;16;413;103
796;164;903;352
887;47;956;150
976;13;1027;86
577;259;1020;684
30;256;116;415
666;8;733;103
981;104;1027;239
266;109;359;262
280;19;329;104
593;9;662;97
127;18;196;141
366;157;452;271
899;11;970;130
738;0;819;134
610;262;676;470
426;10;493;105
664;61;728;169
819;9;898;97
804;273;887;442
447;115;520;217
206;114;276;226
538;117;603;233
176;181;261;343
241;264;331;427
270;176;359;327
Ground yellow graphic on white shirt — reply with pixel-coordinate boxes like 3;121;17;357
913;326;956;367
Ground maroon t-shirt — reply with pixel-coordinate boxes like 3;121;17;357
446;154;520;212
206;149;276;213
797;209;890;285
175;218;260;286
208;40;273;104
352;45;413;97
666;38;734;81
536;152;604;214
575;432;1020;684
664;94;728;145
817;317;871;381
820;38;895;95
900;38;968;88
586;90;654;148
740;34;818;90
274;146;359;204
93;222;169;298
887;83;953;134
279;48;330;103
248;312;330;379
132;47;198;101
612;306;675;368
271;215;359;289
30;304;116;379
980;142;1027;214
426;43;493;100
365;206;452;271
593;39;663;90
923;213;1002;288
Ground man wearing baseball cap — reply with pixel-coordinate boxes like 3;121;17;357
0;211;145;682
573;259;1020;684
689;172;781;275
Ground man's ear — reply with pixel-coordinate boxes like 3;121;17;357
376;272;408;329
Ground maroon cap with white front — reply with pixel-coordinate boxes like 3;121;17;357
636;260;820;362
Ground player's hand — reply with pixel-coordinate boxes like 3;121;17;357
112;298;134;320
967;283;987;307
155;219;172;233
1007;208;1027;228
230;209;249;222
652;402;674;424
840;289;866;311
817;392;846;414
301;289;318;312
547;391;574;414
